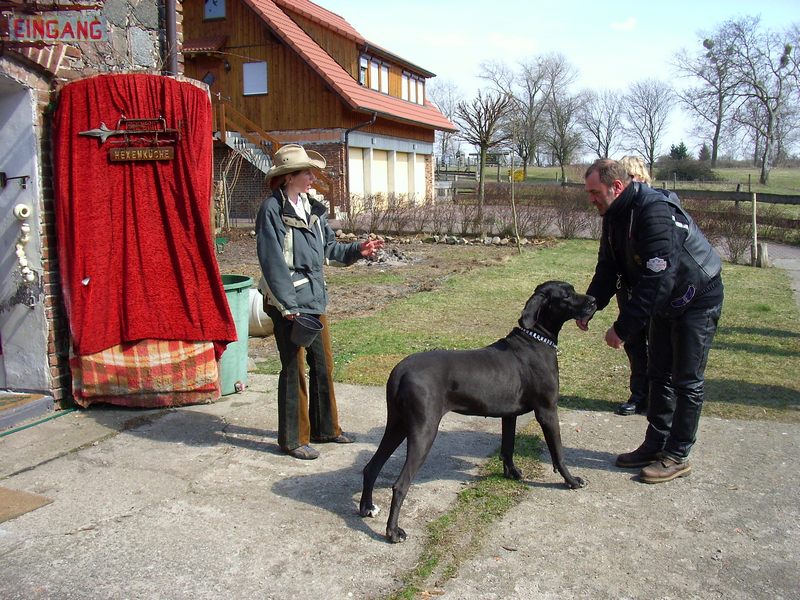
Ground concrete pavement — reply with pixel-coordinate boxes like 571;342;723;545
1;373;799;599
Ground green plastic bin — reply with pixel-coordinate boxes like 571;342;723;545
219;274;253;395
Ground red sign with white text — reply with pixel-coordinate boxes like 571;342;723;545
7;11;107;43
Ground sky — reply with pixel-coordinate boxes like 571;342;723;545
323;0;797;158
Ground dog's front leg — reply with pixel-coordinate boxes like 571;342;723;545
501;416;523;480
536;408;586;489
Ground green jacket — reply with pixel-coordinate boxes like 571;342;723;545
256;189;362;316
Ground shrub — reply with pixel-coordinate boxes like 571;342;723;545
516;204;557;239
553;187;592;239
654;159;722;183
716;205;752;264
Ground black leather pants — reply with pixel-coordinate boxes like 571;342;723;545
644;299;723;461
617;290;648;406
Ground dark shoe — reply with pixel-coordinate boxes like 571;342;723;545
640;458;691;483
634;403;648;415
615;443;662;468
312;433;355;444
285;444;319;460
616;401;638;416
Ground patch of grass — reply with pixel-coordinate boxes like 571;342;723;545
509;165;800;195
385;426;544;600
331;241;595;382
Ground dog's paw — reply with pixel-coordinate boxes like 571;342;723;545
503;465;523;480
387;527;407;543
566;476;587;489
359;502;380;518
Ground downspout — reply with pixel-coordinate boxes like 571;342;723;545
342;112;377;217
164;0;178;76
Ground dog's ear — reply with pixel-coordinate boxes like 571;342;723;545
519;292;546;329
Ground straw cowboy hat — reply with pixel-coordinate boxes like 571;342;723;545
267;144;326;180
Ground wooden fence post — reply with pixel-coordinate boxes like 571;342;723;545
751;192;758;267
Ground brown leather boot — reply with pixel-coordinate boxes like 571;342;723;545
615;443;662;468
639;458;691;483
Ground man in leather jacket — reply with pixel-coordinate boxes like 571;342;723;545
579;159;724;483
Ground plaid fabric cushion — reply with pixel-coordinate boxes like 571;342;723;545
71;340;220;408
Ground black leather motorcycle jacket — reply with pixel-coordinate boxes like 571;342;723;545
587;182;722;341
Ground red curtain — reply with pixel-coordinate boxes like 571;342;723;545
53;74;236;358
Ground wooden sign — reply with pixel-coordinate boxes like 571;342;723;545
7;10;107;43
109;147;175;162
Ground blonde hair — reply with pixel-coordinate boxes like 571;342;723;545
619;155;651;184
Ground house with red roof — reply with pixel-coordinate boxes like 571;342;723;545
182;0;456;219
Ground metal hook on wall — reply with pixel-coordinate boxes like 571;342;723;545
0;172;31;189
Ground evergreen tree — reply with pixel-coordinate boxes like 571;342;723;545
669;142;691;160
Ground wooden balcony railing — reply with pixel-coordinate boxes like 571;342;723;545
211;97;334;203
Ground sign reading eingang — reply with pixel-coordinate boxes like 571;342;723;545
7;11;107;43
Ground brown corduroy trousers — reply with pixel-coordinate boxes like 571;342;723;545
266;305;342;452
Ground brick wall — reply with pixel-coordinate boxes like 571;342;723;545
214;147;270;224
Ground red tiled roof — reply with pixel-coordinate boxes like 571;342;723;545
243;0;457;132
272;0;364;44
182;35;228;53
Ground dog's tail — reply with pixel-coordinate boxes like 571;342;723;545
385;364;403;406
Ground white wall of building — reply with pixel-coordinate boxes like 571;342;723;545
347;132;432;206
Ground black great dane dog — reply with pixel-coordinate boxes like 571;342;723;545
359;281;597;543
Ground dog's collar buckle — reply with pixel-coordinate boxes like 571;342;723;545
518;327;557;350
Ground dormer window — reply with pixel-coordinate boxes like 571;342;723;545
359;54;390;95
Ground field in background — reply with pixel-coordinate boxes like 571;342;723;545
441;164;800;195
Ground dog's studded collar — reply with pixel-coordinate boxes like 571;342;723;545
517;327;557;350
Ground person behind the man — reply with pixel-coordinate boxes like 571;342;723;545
578;158;723;483
612;155;651;416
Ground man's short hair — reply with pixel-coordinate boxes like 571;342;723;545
585;158;628;186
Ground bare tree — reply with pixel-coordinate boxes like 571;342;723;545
724;16;796;184
480;53;576;175
580;89;623;159
622;79;674;174
454;90;514;236
427;78;463;166
673;26;739;167
773;103;800;165
544;91;586;182
730;97;767;166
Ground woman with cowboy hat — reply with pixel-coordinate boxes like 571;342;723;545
256;144;383;459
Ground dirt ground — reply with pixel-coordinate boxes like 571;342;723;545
214;227;526;358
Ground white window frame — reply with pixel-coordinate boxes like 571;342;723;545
401;73;409;100
243;61;268;95
369;61;379;91
380;64;389;94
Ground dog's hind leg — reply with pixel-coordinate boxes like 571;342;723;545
501;416;523;480
359;419;406;519
385;423;439;543
535;408;586;489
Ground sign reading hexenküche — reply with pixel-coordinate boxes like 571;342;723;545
7;10;107;43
